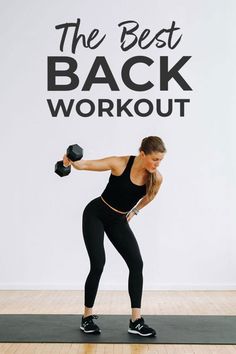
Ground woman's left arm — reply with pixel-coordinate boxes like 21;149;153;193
127;173;163;221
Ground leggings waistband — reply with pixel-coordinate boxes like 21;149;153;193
100;196;129;215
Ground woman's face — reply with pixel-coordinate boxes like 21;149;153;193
141;151;165;173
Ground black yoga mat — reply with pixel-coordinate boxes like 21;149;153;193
0;315;235;344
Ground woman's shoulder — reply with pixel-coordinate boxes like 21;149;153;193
117;155;130;162
112;155;130;164
111;155;130;175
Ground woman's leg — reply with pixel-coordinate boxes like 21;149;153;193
105;219;156;336
105;219;143;320
82;201;106;314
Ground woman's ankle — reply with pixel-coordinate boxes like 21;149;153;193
131;307;141;322
83;306;93;318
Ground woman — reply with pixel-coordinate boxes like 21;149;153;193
63;136;166;337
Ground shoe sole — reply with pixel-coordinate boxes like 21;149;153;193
128;329;156;337
80;326;101;334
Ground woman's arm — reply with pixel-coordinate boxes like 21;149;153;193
127;173;163;221
137;174;163;210
63;155;123;173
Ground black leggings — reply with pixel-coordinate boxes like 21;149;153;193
82;197;143;308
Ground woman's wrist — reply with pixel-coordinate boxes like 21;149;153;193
71;161;81;170
131;207;139;215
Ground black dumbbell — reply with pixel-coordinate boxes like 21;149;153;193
55;144;83;177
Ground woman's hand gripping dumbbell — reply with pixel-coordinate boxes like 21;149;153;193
55;144;83;177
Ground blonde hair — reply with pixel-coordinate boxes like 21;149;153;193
139;136;166;199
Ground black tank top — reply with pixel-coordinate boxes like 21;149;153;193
101;156;147;212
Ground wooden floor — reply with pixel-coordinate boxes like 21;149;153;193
0;290;235;353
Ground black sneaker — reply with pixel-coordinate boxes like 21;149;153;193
80;315;101;334
128;317;156;337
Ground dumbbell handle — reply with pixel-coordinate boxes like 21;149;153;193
62;154;72;168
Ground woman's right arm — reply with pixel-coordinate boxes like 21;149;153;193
63;155;121;173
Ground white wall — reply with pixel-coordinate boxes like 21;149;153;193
0;0;235;291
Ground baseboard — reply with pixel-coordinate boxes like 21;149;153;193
0;283;236;290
